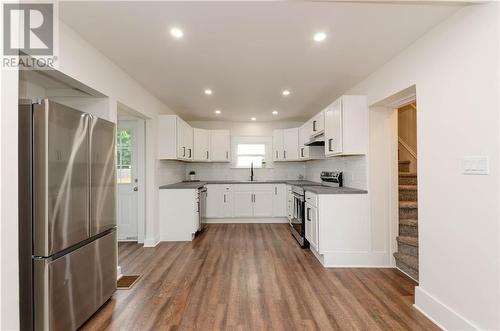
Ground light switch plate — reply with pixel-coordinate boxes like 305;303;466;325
461;156;489;175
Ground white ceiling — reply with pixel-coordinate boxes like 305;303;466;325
59;1;461;122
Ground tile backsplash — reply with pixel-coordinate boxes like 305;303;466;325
157;160;186;185
305;156;367;189
186;162;306;181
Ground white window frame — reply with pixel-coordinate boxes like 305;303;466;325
231;136;274;169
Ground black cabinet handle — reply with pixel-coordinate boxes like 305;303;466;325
206;151;209;160
274;187;277;195
182;147;186;157
188;149;192;158
224;194;226;203
226;151;229;159
313;120;317;132
283;150;286;159
306;208;311;221
328;138;333;152
276;150;278;159
301;148;304;158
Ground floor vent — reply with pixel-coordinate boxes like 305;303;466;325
117;275;141;289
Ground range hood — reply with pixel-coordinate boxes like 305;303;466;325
304;132;325;146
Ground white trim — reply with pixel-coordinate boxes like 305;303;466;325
315;250;392;267
205;217;288;224
143;237;160;247
415;287;479;331
117;266;123;280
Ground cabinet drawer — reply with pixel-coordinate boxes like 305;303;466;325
305;191;318;207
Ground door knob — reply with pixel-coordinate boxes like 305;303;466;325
133;187;138;191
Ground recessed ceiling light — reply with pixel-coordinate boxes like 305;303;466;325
272;110;278;115
170;27;184;39
313;32;327;42
282;90;291;96
251;117;256;121
214;110;221;114
204;89;213;95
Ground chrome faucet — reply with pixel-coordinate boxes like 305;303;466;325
250;162;254;182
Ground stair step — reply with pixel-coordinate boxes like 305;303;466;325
398;160;411;172
399;201;417;209
397;236;418;247
399;185;417;201
400;219;418;227
395;253;419;281
399;173;417;185
397;236;418;257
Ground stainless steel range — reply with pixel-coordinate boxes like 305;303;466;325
290;171;343;247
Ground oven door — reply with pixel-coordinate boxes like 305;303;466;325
290;193;306;246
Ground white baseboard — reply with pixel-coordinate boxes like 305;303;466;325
415;286;479;331
205;217;289;224
117;266;123;280
317;250;391;267
143;237;160;247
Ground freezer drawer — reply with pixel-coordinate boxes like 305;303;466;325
90;116;117;235
34;230;117;331
33;100;90;257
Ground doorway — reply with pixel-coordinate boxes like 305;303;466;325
117;110;145;243
394;101;419;281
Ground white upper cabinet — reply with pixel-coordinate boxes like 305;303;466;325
324;95;368;156
299;123;310;160
311;110;325;136
209;130;231;162
272;129;284;161
283;128;299;161
193;128;210;161
273;128;299;161
192;129;230;162
157;115;193;161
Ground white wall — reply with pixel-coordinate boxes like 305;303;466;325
346;3;499;330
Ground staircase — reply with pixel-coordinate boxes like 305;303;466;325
394;160;419;281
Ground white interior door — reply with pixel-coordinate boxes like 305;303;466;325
117;120;139;240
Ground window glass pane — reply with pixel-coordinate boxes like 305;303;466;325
237;144;265;155
116;128;132;184
237;156;263;168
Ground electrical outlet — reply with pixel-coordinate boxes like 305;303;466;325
461;156;489;175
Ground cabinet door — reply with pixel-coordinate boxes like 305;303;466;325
272;130;284;161
184;123;193;160
210;130;230;162
206;185;223;218
253;191;274;217
272;184;287;217
283;128;299;161
305;202;318;250
221;191;233;217
233;191;254;217
324;98;343;156
193;128;210;161
312;111;325;135
176;119;186;159
298;124;310;160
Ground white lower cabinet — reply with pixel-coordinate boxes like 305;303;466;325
206;184;287;219
206;185;232;218
305;201;318;251
159;189;199;241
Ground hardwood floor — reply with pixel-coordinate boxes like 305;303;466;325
81;224;439;330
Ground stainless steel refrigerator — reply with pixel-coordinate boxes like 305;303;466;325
19;99;117;331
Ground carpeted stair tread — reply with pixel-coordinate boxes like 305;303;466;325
400;219;418;227
399;184;417;190
399;201;418;209
397;236;418;247
398;160;411;164
399;172;417;177
394;252;418;270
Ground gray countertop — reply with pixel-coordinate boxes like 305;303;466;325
302;185;368;195
159;180;367;194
